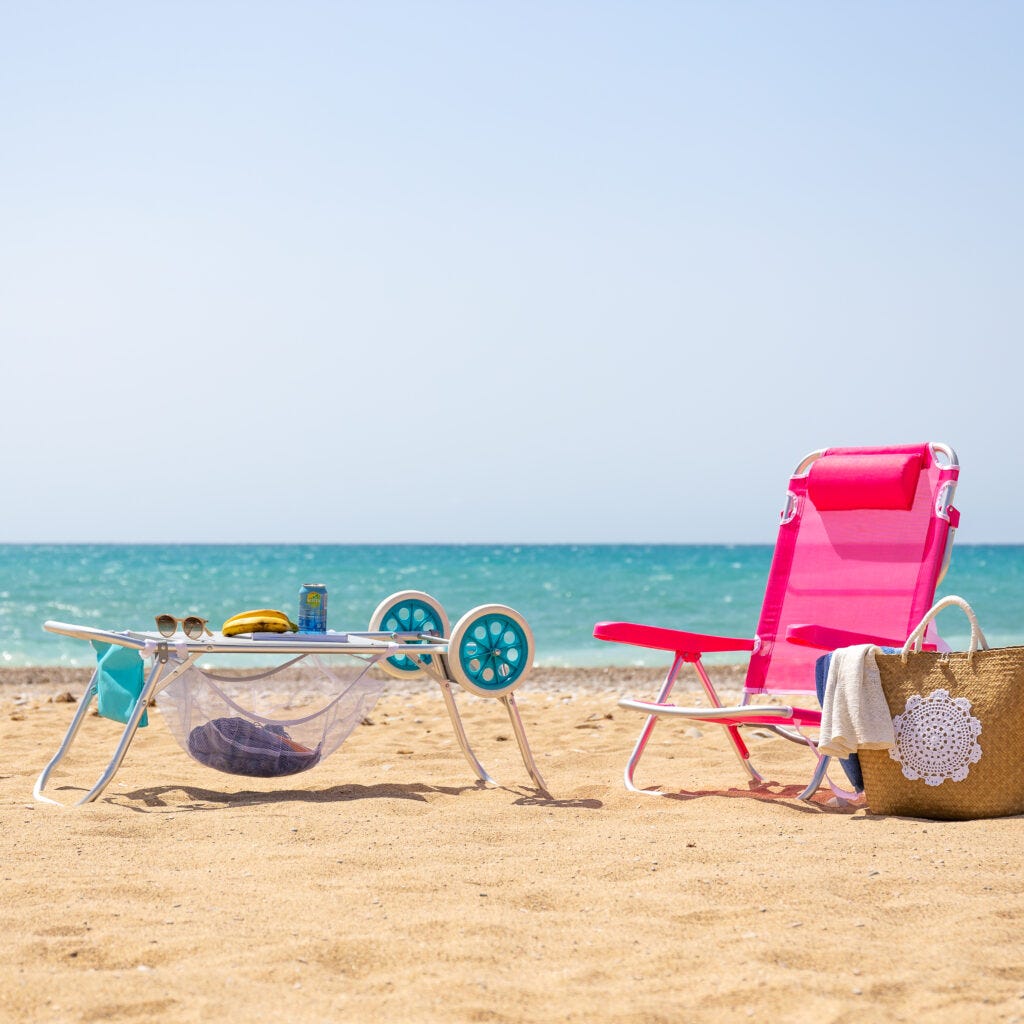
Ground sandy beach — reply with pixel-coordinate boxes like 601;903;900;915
3;663;1023;1023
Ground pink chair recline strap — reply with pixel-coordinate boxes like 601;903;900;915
593;621;755;655
807;452;923;511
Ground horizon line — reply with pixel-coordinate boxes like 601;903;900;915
1;539;1021;547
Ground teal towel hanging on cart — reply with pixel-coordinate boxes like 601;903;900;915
92;641;148;727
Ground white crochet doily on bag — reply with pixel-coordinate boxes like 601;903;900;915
888;688;983;786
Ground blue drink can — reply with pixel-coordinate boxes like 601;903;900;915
298;583;328;633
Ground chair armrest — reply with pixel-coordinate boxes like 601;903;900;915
786;623;936;652
593;621;755;656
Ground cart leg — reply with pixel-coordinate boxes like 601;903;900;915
404;651;498;786
79;655;201;804
402;649;545;791
34;672;100;804
435;678;498;786
35;654;198;806
500;693;548;794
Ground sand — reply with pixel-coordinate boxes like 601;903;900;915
3;663;1023;1023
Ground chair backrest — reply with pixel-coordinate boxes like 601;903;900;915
747;442;960;695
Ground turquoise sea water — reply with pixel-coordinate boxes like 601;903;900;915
1;544;1022;668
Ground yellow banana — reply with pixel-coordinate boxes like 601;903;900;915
222;617;294;636
223;608;290;627
221;609;299;635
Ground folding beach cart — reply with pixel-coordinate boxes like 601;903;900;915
594;443;961;800
36;591;547;805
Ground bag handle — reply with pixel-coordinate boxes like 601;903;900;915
901;595;989;663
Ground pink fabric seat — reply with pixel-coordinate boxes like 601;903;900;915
594;442;961;800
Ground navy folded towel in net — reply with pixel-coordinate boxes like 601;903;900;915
157;654;385;779
188;717;322;777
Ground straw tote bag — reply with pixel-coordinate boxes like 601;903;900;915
860;596;1024;821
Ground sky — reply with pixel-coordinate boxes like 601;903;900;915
1;2;1021;544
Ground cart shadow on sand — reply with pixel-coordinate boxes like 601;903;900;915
45;781;602;813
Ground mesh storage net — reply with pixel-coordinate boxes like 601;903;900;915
157;654;386;778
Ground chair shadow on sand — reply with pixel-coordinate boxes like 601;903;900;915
649;779;858;814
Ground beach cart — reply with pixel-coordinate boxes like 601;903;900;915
35;591;547;805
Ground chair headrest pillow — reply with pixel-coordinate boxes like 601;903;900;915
807;452;923;511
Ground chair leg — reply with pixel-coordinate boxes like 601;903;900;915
695;660;763;783
796;743;864;804
624;653;684;793
623;656;866;803
624;654;767;792
797;755;832;802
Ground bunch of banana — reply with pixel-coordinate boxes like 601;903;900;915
221;609;299;636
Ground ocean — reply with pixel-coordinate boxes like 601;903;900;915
1;544;1022;668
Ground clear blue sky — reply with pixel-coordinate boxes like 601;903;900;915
2;2;1021;543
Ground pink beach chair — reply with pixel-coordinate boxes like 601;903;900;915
593;443;961;800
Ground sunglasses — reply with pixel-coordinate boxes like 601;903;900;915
155;614;213;640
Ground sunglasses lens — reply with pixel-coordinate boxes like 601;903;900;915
156;615;176;637
183;617;204;639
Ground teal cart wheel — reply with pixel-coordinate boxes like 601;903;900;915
445;605;534;698
368;591;450;681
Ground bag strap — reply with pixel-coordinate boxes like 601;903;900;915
901;595;989;663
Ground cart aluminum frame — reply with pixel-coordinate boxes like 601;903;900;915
36;596;547;806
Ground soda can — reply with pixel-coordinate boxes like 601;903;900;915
298;583;328;633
